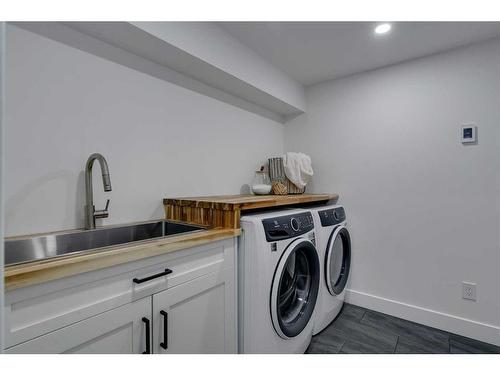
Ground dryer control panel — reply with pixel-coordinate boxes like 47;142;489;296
262;212;314;242
318;207;346;227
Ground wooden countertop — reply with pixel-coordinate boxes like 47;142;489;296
4;227;240;291
163;193;338;211
164;193;339;229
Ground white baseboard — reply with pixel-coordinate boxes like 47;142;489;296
345;289;500;347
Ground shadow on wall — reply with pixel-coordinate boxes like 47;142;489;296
151;204;165;221
75;171;85;227
240;184;251;194
5;170;84;235
306;179;316;194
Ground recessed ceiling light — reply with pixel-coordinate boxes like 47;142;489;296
374;23;392;35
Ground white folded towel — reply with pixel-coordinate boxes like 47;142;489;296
282;152;313;189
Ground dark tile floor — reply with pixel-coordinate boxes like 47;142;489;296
306;303;500;354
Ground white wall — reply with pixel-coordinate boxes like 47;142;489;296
0;21;5;352
4;25;284;236
286;39;500;344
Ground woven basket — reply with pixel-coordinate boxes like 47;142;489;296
268;157;305;194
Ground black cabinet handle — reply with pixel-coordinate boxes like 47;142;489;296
133;268;173;284
160;310;168;350
142;317;151;354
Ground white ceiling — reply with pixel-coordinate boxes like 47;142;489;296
219;22;500;86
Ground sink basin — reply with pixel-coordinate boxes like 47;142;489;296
4;220;205;266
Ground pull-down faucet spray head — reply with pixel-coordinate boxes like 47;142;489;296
102;172;112;192
85;153;112;229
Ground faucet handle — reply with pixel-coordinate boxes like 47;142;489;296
94;199;110;219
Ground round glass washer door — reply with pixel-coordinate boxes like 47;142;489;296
325;225;351;296
270;238;320;339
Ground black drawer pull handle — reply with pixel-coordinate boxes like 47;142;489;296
142;317;150;354
133;268;173;284
160;310;168;350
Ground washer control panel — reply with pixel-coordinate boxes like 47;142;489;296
262;212;314;242
318;207;346;227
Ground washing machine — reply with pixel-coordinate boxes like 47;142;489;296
308;204;351;335
238;209;321;353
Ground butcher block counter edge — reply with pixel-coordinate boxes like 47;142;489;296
4;227;240;291
163;193;338;210
164;193;339;229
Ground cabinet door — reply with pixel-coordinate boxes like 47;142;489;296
5;297;151;354
152;267;236;354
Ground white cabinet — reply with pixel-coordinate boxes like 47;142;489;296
4;238;237;354
152;268;236;354
5;297;151;354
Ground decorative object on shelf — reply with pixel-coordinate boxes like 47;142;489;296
251;166;272;195
282;152;313;190
269;156;309;194
272;181;288;195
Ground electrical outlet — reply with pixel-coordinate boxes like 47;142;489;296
462;282;477;301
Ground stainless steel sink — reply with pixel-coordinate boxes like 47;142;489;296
4;220;205;266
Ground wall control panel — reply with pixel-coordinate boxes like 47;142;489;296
461;125;477;144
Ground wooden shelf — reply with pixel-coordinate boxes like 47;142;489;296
164;194;339;229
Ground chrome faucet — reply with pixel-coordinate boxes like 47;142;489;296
85;153;112;229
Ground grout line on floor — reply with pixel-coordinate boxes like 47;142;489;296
358;308;367;322
393;336;399;354
337;340;346;354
